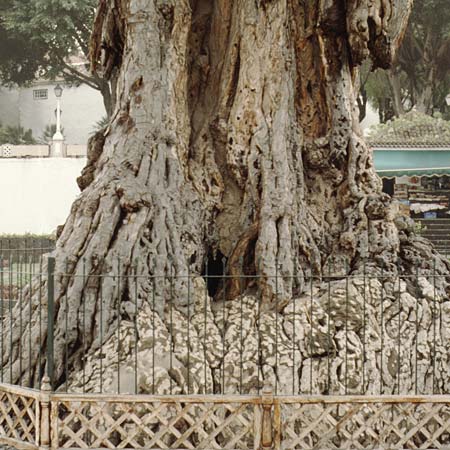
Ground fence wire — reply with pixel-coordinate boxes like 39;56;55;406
0;244;449;396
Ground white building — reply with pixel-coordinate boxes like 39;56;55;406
0;79;103;233
0;80;104;145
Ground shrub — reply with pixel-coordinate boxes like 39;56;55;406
0;124;36;145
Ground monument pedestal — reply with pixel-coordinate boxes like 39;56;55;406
51;134;66;157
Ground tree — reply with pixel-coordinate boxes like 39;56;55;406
0;0;115;116
0;13;47;86
398;0;450;115
2;0;450;395
361;65;401;123
361;0;450;121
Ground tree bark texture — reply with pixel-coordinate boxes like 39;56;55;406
3;0;450;395
83;0;416;301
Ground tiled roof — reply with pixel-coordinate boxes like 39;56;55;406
370;142;450;149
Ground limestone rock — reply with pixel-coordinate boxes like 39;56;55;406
67;275;450;397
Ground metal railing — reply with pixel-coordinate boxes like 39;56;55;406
1;246;450;450
0;248;449;396
0;237;55;263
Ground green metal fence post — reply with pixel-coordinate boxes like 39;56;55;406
47;256;55;390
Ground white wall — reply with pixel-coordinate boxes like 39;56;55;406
19;83;105;144
0;87;20;127
0;158;86;234
61;84;104;144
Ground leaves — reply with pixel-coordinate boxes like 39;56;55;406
361;0;450;121
90;115;109;136
0;0;110;114
0;125;36;145
40;124;65;144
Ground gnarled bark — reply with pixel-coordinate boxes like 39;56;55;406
2;0;450;395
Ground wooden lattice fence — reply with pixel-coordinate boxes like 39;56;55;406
1;380;450;449
50;394;260;450
0;383;42;449
278;396;450;449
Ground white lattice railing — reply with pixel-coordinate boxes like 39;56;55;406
50;393;260;450
2;380;450;449
0;382;42;449
277;395;450;449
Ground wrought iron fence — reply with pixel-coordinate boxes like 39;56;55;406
0;247;450;397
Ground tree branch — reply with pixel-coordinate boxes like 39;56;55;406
60;61;100;91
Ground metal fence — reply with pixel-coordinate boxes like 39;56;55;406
1;247;450;397
0;238;55;263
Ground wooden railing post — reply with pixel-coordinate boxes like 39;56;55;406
260;386;274;450
40;375;52;450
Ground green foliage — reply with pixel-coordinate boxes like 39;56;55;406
0;124;36;145
367;112;450;144
364;68;403;122
40;124;65;144
90;116;109;135
364;70;388;111
0;0;87;82
414;222;427;236
362;0;450;121
409;0;450;41
399;0;450;112
0;0;110;114
0;19;47;85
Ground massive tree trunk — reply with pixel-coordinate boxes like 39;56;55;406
82;0;416;303
3;0;450;395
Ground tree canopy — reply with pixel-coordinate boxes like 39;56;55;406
0;0;113;115
361;0;450;122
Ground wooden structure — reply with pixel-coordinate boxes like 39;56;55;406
1;377;450;449
373;147;450;218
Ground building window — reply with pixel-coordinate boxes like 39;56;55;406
33;89;48;100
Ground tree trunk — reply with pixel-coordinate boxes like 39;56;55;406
388;69;406;117
357;88;368;122
97;77;114;118
416;67;435;115
3;0;450;395
378;97;396;123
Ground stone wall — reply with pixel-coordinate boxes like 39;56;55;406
0;144;87;158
